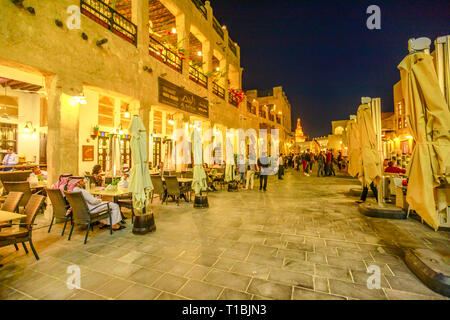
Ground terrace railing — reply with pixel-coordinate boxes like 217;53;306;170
189;66;208;88
257;88;273;97
80;0;137;45
259;110;266;118
269;113;275;122
228;38;237;56
229;92;239;107
149;36;182;73
191;0;207;19
212;82;225;100
276;116;281;124
213;18;224;40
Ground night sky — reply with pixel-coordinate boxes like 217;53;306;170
211;0;450;137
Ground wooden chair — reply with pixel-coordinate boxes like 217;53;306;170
0;191;24;233
0;194;45;261
165;176;182;205
0;171;32;183
165;176;189;205
150;175;166;204
46;188;72;236
65;191;112;244
3;181;34;209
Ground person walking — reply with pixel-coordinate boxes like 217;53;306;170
309;151;314;172
337;151;343;171
303;151;310;176
278;153;284;180
257;152;270;191
317;151;326;177
356;182;378;203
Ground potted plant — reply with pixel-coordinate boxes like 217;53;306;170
106;178;120;191
91;125;99;139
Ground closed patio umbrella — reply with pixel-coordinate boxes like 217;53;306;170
398;51;450;230
192;122;207;195
357;104;381;187
128;115;152;211
346;120;362;178
108;134;121;177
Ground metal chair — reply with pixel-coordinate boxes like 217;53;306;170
150;175;166;204
117;194;134;223
3;181;34;209
46;188;72;235
65;191;112;244
0;194;45;260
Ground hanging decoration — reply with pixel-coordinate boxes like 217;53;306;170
229;88;246;105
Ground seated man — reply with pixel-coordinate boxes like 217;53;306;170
2;148;18;171
29;166;47;182
384;161;406;174
71;178;125;230
118;169;130;188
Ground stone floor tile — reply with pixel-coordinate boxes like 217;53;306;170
314;264;352;281
150;273;188;295
205;269;251;292
178;280;223;300
218;288;252;300
268;269;314;289
247;278;292;300
329;279;387;300
116;284;161;300
293;287;346;300
127;268;163;287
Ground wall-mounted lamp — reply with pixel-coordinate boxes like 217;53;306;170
24;121;32;133
124;106;130;118
71;95;87;106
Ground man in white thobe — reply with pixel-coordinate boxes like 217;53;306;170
72;179;124;230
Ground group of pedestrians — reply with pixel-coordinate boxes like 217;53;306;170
285;149;345;177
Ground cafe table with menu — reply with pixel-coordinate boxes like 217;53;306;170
89;187;130;202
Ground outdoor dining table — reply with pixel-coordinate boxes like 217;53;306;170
0;210;26;223
89;187;131;203
30;181;47;190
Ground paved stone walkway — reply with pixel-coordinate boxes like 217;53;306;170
0;169;448;300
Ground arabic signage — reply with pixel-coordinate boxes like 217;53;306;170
158;78;209;118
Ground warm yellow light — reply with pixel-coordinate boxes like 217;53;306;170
339;141;343;144
406;135;413;139
168;119;174;125
394;138;399;142
197;51;202;57
171;28;177;34
278;111;282;115
216;67;220;71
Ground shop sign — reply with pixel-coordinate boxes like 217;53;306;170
158;78;209;118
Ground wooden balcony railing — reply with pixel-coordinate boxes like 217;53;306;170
247;102;256;115
149;36;182;73
228;38;237;56
229;92;239;107
80;0;137;45
189;66;208;88
212;82;225;100
259;110;266;118
213;18;224;40
269;113;275;122
191;0;207;19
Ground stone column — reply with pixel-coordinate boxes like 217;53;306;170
176;13;190;78
203;39;212;87
139;102;151;160
46;76;81;184
132;0;149;57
